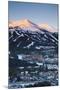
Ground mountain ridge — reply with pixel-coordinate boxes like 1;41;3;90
9;19;57;33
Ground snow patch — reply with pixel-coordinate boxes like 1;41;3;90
35;46;41;49
17;55;23;60
36;62;43;66
27;42;34;48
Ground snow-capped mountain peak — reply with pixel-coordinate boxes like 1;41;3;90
9;19;58;33
9;19;30;27
9;19;44;32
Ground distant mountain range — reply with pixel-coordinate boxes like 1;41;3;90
9;19;58;51
9;19;57;32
